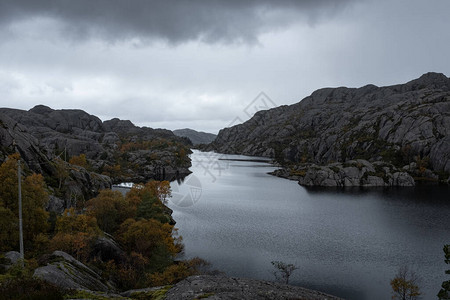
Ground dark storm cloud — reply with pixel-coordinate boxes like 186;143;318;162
0;0;355;44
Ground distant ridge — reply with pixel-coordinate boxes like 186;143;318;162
210;72;450;186
173;128;217;145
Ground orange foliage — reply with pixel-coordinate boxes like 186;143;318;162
147;263;191;286
69;154;88;169
102;164;121;178
126;180;171;205
55;208;99;235
22;173;49;242
0;153;20;210
86;190;135;234
50;208;100;261
0;155;49;250
117;218;181;258
147;257;211;286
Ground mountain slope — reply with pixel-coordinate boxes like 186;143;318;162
173;128;217;145
211;72;450;185
0;105;192;200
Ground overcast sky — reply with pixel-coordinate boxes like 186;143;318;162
1;0;449;133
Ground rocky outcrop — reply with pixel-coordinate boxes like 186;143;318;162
0;112;51;174
91;234;126;263
164;275;343;300
271;159;415;187
1;106;105;159
33;251;115;292
66;164;112;200
0;251;21;271
4;251;21;265
0;105;192;203
211;72;450;185
46;195;65;214
173;128;217;145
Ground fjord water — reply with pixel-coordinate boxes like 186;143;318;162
168;150;450;300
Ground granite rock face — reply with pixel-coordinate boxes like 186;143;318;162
164;275;343;300
33;251;115;292
211;73;450;185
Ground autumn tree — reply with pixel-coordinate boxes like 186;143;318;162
0;154;49;251
0;153;20;210
271;261;298;284
0;207;18;252
438;244;450;299
390;265;421;300
147;263;191;286
22;174;50;243
69;154;88;169
136;193;169;223
155;180;171;205
117;218;182;272
53;157;69;189
86;190;134;234
50;208;100;261
127;180;171;204
55;208;99;235
128;180;172;222
102;164;121;179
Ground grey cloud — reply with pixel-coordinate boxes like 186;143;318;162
0;0;356;44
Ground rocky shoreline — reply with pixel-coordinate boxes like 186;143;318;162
271;159;415;187
270;159;450;187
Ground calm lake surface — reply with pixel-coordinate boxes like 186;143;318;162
168;150;450;300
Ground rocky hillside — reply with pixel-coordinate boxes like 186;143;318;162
211;72;450;186
173;128;217;145
0;105;191;204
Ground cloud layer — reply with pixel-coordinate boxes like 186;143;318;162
0;0;449;133
0;0;354;44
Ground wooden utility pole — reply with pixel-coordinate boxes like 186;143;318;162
18;159;24;265
10;137;25;265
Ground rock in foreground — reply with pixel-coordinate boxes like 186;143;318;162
165;275;343;300
33;251;114;292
